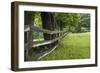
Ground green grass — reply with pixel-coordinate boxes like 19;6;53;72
41;32;90;60
33;38;44;42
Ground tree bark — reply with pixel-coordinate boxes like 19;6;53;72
41;12;58;48
41;12;56;40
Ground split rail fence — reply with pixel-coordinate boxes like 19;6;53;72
24;25;68;61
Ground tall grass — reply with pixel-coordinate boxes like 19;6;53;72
41;32;90;60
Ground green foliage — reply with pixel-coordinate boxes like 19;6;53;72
80;14;90;31
41;32;90;60
33;12;43;40
55;13;90;33
33;12;90;41
56;13;81;32
33;32;44;41
34;12;42;28
80;27;89;32
75;14;90;33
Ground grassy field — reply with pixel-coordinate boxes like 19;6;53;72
41;32;90;60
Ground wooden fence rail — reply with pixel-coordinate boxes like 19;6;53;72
24;25;68;49
24;25;68;60
24;25;66;34
25;32;68;50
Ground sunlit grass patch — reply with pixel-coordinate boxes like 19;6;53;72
33;38;44;42
41;32;90;60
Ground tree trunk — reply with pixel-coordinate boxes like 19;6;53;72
41;12;57;48
41;12;56;40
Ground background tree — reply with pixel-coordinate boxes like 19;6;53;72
56;13;81;32
80;14;90;32
34;12;42;28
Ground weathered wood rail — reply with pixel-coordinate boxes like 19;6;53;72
24;25;68;61
25;25;68;48
25;25;66;34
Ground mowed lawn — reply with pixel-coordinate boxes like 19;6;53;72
41;32;90;60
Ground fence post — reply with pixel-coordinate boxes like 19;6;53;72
24;11;35;61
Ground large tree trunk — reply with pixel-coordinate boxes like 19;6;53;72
41;12;58;48
41;12;56;40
